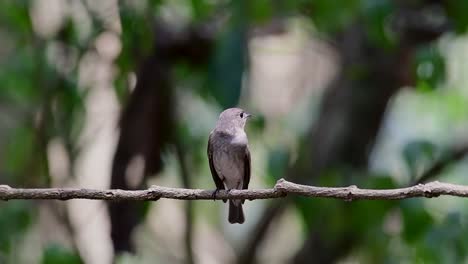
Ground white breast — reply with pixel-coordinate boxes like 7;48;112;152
230;129;248;145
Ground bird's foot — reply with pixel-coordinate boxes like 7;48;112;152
212;189;220;201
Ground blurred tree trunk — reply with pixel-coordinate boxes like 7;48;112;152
108;40;174;253
292;3;450;262
108;20;213;256
239;23;404;264
292;23;404;263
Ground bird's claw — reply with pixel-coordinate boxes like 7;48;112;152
212;189;220;201
212;189;231;202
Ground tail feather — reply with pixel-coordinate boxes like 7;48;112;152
228;200;244;224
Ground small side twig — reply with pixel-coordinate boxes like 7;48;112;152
413;145;468;185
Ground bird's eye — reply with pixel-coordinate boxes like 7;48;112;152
240;112;244;118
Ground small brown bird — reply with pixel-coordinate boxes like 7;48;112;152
207;108;252;224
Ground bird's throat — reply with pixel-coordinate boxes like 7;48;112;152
230;129;248;145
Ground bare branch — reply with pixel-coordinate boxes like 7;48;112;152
1;179;468;201
413;145;468;185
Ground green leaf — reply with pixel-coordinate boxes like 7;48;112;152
412;212;467;263
51;79;85;143
362;0;397;50
0;48;39;105
402;140;438;181
346;176;397;234
117;3;154;70
267;147;289;184
358;174;398;189
414;46;445;91
41;244;83;264
0;201;34;253
400;199;434;243
447;0;468;34
190;0;215;21
308;0;361;33
0;1;32;37
4;125;35;177
208;0;247;108
295;174;397;241
250;0;273;23
247;114;265;134
294;196;343;235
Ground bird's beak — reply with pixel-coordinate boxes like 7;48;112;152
245;113;252;119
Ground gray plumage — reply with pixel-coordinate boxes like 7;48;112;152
208;108;251;224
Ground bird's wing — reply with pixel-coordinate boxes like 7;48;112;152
208;132;225;191
243;146;251;190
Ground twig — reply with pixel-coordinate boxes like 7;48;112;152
1;179;468;201
413;145;468;185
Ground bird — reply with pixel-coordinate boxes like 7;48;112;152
207;108;252;224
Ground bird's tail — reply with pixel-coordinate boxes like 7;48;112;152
228;200;245;224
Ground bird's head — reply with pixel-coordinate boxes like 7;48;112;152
216;108;252;131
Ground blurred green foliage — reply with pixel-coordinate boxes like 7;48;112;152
362;0;397;49
403;140;438;181
414;46;446;92
309;0;361;33
267;147;290;184
41;244;83;264
447;0;468;33
208;0;247;108
0;202;34;253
